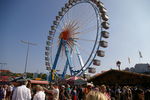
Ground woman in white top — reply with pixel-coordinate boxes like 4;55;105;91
33;85;45;100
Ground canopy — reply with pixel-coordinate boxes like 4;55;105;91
29;80;49;85
66;76;86;85
66;76;81;81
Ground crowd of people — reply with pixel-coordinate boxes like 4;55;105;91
0;79;150;100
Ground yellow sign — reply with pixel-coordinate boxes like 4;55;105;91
35;78;41;80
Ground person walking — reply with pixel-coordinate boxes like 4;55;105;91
12;79;31;100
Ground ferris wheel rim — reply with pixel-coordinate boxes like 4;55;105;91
45;0;110;77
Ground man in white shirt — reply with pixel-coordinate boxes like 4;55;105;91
12;79;31;100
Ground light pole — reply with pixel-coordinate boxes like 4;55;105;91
21;40;37;78
116;61;121;71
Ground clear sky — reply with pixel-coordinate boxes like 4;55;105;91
0;0;150;74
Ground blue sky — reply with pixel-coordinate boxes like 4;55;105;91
0;0;150;74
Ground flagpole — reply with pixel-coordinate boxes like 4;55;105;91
128;57;130;68
139;51;143;63
139;57;141;63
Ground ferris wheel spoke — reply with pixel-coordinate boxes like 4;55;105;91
76;38;98;42
67;41;74;50
57;26;63;34
64;14;70;27
70;21;97;36
79;16;97;30
73;4;92;24
79;12;96;26
78;25;98;35
79;12;97;28
75;42;90;55
76;9;95;27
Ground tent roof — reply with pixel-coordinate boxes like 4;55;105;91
88;69;150;86
66;76;84;81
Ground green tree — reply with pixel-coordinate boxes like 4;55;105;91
26;73;33;79
41;74;47;80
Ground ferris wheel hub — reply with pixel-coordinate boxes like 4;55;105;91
59;30;71;40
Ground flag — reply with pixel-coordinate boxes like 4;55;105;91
128;57;131;64
139;51;143;58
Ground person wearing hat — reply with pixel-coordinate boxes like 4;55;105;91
12;79;31;100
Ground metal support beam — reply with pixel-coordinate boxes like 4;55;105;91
62;61;69;79
52;39;63;70
64;41;74;76
75;45;84;68
49;39;63;81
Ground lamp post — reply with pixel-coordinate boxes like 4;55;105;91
21;40;37;78
116;61;121;71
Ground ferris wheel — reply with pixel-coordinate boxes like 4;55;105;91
45;0;109;81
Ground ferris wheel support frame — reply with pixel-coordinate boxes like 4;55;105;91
75;45;84;68
62;61;69;79
64;40;74;76
52;39;63;70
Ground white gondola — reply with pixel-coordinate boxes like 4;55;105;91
53;20;59;25
56;16;61;21
91;0;98;4
99;7;107;14
93;59;101;66
61;7;66;12
46;41;51;46
58;11;64;16
51;25;56;30
88;67;96;73
97;50;105;57
49;31;54;35
45;62;50;66
45;57;49;61
69;0;74;4
45;46;49;51
101;14;109;21
101;22;109;29
99;40;108;48
97;1;104;8
45;52;49;56
101;31;109;38
46;67;51;71
65;3;70;8
48;36;53;40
